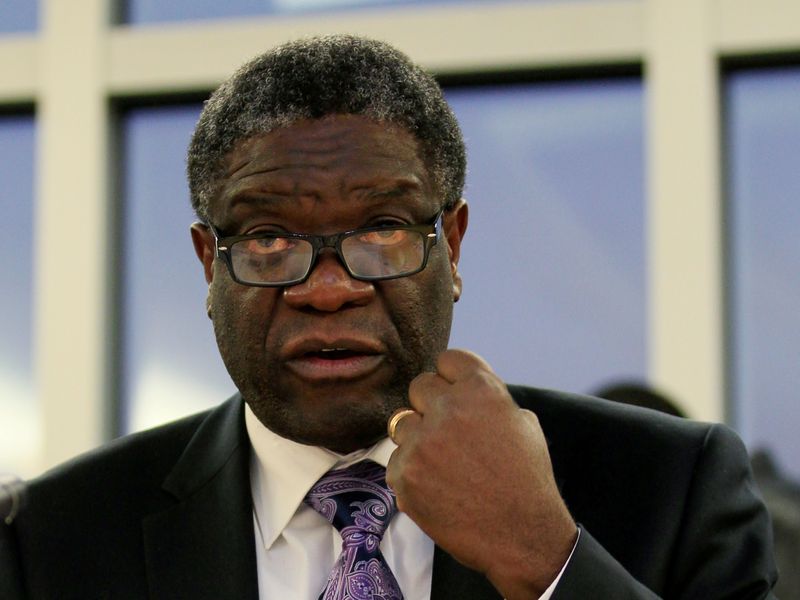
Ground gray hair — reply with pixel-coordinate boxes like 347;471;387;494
187;34;466;221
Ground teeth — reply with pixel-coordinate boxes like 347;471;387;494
320;348;348;353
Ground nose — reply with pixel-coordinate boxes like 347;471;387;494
282;250;375;312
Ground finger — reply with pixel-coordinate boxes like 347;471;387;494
519;408;546;443
388;407;422;445
435;348;494;384
385;446;406;506
519;407;540;426
408;371;449;414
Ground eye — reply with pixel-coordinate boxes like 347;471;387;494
241;235;297;254
357;228;410;246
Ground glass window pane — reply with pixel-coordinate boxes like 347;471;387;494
727;67;800;481
0;115;38;476
121;0;601;25
446;79;646;394
121;105;235;433
0;0;38;33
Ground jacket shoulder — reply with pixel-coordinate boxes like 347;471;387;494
13;398;244;598
28;408;210;508
507;385;775;596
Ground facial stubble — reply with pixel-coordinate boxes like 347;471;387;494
210;266;454;453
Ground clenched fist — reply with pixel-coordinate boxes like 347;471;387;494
386;349;578;599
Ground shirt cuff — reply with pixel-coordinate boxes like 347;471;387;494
537;527;582;600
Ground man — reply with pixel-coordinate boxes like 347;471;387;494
5;35;777;599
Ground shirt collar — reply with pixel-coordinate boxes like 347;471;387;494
245;403;396;550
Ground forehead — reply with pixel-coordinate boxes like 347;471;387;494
210;115;436;225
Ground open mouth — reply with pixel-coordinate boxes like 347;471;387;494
286;345;384;382
306;348;361;360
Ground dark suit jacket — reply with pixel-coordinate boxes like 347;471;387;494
752;450;800;600
3;386;778;599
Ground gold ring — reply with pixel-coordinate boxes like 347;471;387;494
387;408;417;442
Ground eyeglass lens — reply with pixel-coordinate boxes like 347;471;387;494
229;228;427;284
230;238;313;284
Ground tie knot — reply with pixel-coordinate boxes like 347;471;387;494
305;460;397;542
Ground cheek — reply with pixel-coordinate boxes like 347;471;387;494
208;276;278;353
386;253;455;361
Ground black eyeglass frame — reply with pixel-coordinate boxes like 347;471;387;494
206;209;445;287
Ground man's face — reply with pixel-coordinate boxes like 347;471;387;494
192;115;467;453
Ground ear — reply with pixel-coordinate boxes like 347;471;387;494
190;222;216;284
443;199;468;302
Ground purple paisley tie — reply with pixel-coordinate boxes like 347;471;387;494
304;460;403;600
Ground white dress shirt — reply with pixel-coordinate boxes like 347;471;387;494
245;405;570;600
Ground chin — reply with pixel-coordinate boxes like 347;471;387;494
249;389;401;451
282;418;388;453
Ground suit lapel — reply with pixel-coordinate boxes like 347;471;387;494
139;396;506;600
430;545;502;600
142;396;259;600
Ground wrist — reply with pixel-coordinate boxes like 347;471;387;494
487;517;578;600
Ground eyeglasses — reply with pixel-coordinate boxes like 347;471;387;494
207;210;444;287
